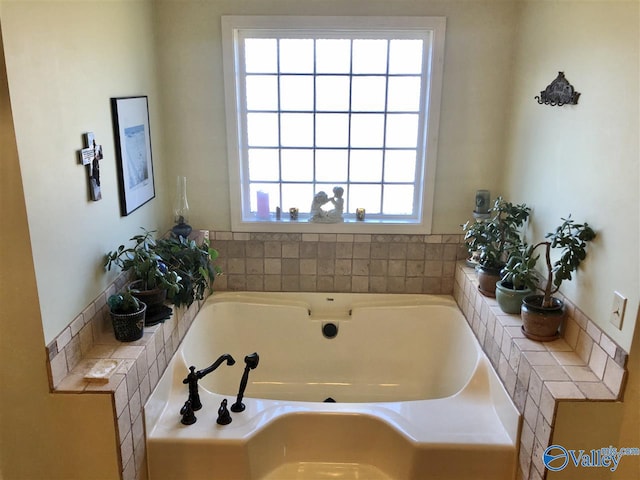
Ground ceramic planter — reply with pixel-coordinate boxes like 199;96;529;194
476;266;502;298
110;302;146;342
128;280;169;326
495;280;532;314
521;295;565;341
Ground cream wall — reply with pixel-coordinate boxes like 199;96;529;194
0;19;119;480
1;0;171;345
155;0;518;234
503;0;639;352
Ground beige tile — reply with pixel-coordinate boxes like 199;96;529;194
575;381;616;400
586;320;602;343
588;343;607;379
514;338;547;352
550;350;585;366
603;357;625;396
55;373;88;392
351;276;369;293
517;356;531;387
56;327;73;351
318;233;337;242
532;365;570;381
598;334;618;359
302;233;319;242
538;385;556;423
353;234;371;243
563;366;599;382
575;329;594;364
264;258;282;275
544;338;572;352
112;345;145;360
523;394;539;430
545;380;585;400
535;411;552;445
523;351;558;366
563;317;580;349
282;242;300;258
49;351;69;389
300;258;317;275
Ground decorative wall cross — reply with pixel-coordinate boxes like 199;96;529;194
78;132;103;201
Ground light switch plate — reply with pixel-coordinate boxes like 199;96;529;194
609;291;627;329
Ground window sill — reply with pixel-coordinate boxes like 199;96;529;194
232;216;431;234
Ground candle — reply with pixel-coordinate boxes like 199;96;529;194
356;208;366;221
257;191;270;219
289;207;299;221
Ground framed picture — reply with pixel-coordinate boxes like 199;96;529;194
111;96;156;216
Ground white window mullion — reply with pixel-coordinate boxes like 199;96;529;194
222;16;446;233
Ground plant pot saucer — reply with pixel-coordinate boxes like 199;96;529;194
521;325;559;342
145;305;172;326
478;285;496;298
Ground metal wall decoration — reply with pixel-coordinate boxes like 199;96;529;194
78;132;104;201
535;72;580;106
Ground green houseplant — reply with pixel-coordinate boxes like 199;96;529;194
495;244;539;314
520;216;596;341
462;197;531;297
107;291;146;342
154;235;221;308
105;229;181;324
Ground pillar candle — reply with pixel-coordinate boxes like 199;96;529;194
257;191;270;219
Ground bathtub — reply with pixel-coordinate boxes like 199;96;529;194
145;292;520;480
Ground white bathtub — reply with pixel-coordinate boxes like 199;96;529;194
145;292;520;480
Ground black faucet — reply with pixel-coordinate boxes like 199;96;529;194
216;399;232;425
182;354;236;411
231;352;260;413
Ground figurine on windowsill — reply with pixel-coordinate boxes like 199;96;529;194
309;187;344;223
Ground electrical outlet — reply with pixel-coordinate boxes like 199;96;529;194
609;291;627;329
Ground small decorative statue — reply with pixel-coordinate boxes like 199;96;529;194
309;186;344;223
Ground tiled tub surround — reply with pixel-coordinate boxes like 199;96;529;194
210;231;466;294
45;231;465;480
454;263;628;480
47;269;205;480
45;231;627;480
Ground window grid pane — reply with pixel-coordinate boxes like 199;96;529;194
243;36;424;218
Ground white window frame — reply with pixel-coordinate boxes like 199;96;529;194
221;15;446;234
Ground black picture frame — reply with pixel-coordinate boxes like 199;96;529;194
111;96;156;216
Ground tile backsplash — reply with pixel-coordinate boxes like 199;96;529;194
210;231;466;294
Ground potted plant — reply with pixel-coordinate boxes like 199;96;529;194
105;229;181;325
462;197;531;297
154;235;222;308
107;291;146;342
520;216;596;341
496;244;539;314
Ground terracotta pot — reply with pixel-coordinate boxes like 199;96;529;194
495;280;532;314
521;295;565;341
477;266;502;298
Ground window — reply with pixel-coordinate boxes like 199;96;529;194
222;16;446;233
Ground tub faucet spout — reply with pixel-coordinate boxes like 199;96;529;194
182;354;236;412
196;354;236;378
